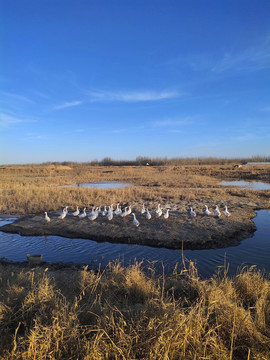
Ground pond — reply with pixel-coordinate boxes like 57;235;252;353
219;180;270;191
0;210;270;278
61;182;133;189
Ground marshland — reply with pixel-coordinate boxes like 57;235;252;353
0;159;270;359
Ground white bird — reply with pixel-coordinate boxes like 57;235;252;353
121;207;128;217
126;205;132;215
88;209;98;221
224;205;231;217
155;204;162;217
101;206;108;216
78;208;87;219
44;211;50;224
190;207;196;217
115;203;122;216
72;206;80;216
141;204;146;214
164;209;170;219
88;207;96;217
214;205;221;217
132;213;140;227
146;208;151;220
107;209;113;221
58;208;67;221
204;205;212;216
64;206;69;215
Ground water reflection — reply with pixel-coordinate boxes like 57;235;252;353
0;210;270;278
219;181;270;190
61;182;133;189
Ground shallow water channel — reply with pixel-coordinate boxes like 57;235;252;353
219;180;270;190
0;210;270;278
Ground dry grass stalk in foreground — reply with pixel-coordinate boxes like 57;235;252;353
0;261;269;359
0;164;270;214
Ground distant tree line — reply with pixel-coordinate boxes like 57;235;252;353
41;155;270;167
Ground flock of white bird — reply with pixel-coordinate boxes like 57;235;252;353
44;203;231;228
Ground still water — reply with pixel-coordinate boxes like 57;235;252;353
219;180;270;190
62;182;133;189
0;211;270;277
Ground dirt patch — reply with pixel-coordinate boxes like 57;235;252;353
0;201;260;250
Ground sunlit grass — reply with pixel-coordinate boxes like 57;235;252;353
0;261;269;359
1;163;269;215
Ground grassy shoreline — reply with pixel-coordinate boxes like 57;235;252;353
0;260;269;359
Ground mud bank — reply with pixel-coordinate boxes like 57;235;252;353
0;201;261;250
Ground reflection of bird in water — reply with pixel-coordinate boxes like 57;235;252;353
204;205;212;216
78;208;87;218
72;206;79;216
44;212;50;224
190;207;196;218
164;209;170;219
146;208;151;220
132;213;140;227
224;205;231;218
214;206;221;217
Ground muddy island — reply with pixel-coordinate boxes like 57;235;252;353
0;200;259;250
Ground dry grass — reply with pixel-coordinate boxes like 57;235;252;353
0;261;269;359
1;163;270;215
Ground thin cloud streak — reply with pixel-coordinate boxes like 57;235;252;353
212;36;270;73
87;90;182;103
0;91;35;104
52;100;83;110
0;112;36;128
152;117;194;127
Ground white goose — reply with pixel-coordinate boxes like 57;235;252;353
126;205;132;215
141;204;146;214
78;208;87;219
64;206;69;215
44;211;50;224
101;206;108;216
132;213;140;227
146;208;151;220
190;207;196;218
88;209;98;221
155;204;162;218
214;205;221;217
224;205;231;217
121;207;128;217
107;209;113;221
164;209;170;219
72;206;80;216
204;205;212;216
115;203;122;216
58;208;67;221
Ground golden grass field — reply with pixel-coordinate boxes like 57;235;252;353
0;261;270;359
0;162;269;215
0;162;270;359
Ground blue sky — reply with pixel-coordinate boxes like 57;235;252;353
1;0;270;164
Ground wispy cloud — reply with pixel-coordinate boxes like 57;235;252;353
0;91;35;104
52;100;83;110
0;112;36;128
212;36;270;73
152;117;194;127
87;89;182;103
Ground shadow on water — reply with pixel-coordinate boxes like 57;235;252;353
0;210;270;278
